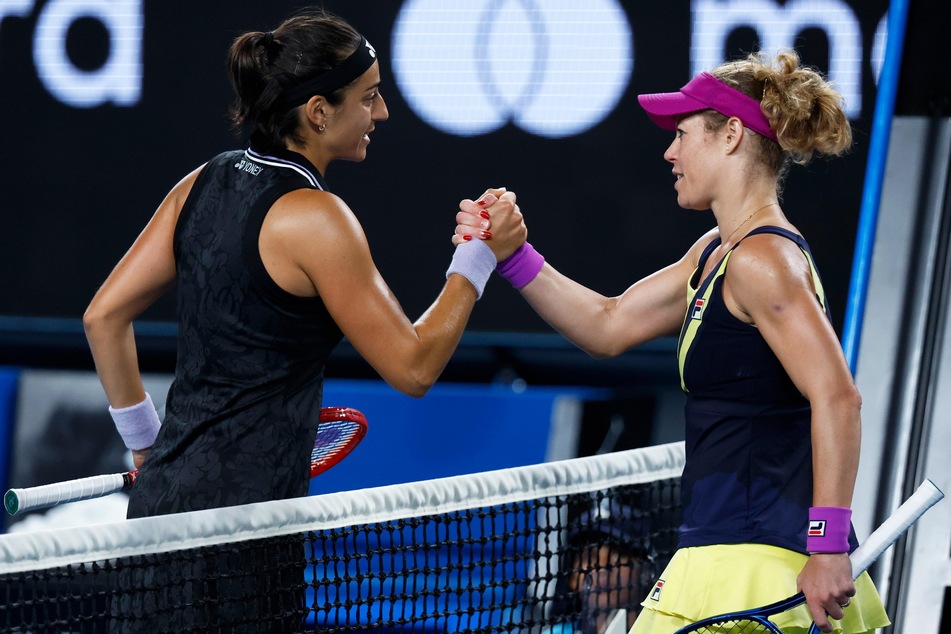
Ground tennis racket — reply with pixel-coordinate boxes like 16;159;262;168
4;405;368;516
672;479;945;634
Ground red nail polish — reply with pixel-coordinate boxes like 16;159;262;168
463;234;472;241
477;199;487;206
481;230;492;239
480;210;491;220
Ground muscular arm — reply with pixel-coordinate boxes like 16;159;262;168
511;230;717;358
725;235;860;631
83;168;199;467
265;189;522;397
453;198;716;357
83;167;200;408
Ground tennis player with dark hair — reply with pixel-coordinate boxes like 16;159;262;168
84;8;522;521
456;51;889;633
84;7;524;630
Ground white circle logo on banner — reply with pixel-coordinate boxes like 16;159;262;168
392;0;633;138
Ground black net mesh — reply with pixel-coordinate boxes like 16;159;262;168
0;450;682;633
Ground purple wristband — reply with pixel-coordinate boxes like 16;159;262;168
807;506;852;553
496;243;544;289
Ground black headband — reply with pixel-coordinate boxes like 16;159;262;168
276;36;377;109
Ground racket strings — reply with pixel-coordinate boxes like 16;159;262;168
311;419;362;463
688;618;783;634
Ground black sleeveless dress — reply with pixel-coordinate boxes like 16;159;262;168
128;145;343;519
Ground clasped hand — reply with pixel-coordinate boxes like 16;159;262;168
453;188;528;262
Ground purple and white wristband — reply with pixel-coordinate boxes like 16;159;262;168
807;506;852;553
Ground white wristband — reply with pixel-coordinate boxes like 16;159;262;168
109;393;161;450
445;239;496;300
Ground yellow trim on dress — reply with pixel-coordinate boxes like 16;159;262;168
677;250;734;392
677;240;828;393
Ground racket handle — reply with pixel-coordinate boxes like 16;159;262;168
4;472;135;515
849;479;944;578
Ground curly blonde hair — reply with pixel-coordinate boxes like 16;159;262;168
702;50;852;190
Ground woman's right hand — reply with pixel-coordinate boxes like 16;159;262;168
453;188;527;261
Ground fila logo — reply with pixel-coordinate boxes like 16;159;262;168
808;520;827;537
690;298;706;320
649;579;665;601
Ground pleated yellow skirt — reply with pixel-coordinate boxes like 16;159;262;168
629;543;889;634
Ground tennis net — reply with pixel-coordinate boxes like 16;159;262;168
0;441;684;633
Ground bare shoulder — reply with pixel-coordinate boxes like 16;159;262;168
270;188;363;234
264;188;371;262
726;231;818;311
166;163;207;206
149;164;207;224
730;232;812;279
274;187;350;218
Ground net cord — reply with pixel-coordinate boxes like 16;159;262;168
0;441;685;576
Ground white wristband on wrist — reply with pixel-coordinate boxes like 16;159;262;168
445;239;496;299
109;392;161;450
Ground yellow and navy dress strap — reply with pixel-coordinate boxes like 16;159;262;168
675;226;828;392
676;239;731;392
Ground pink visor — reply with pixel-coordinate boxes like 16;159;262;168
637;72;778;142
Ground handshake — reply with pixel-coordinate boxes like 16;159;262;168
445;188;544;298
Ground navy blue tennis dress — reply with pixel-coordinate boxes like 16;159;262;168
675;226;858;554
127;144;343;519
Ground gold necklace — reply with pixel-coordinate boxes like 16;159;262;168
723;201;777;245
